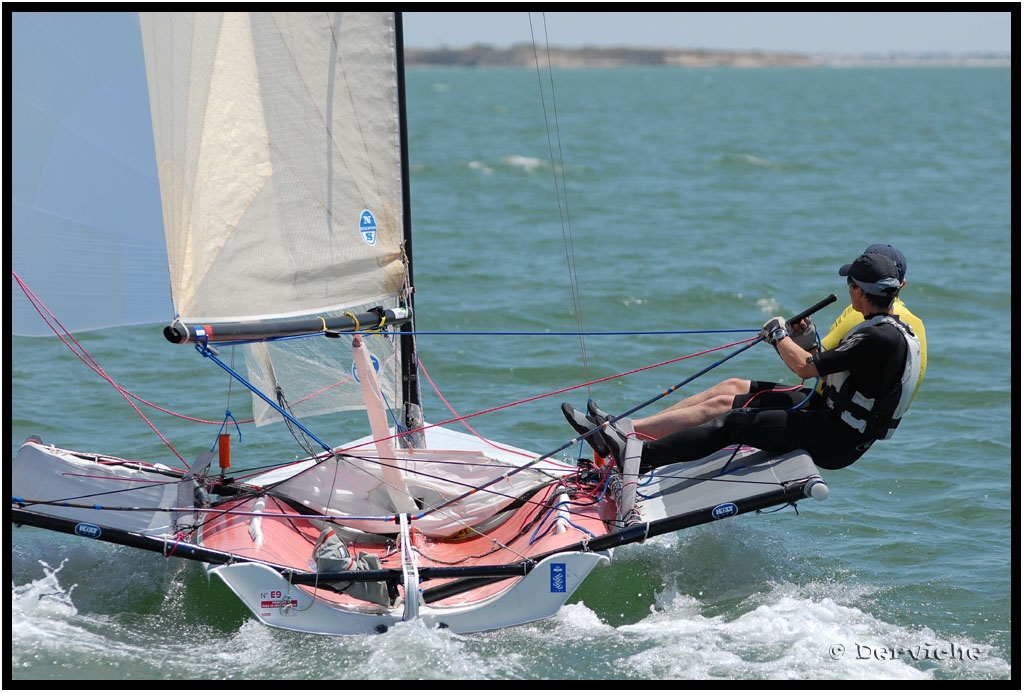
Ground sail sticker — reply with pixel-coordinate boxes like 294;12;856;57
74;523;102;539
360;209;378;246
550;562;567;593
711;502;739;520
351;354;381;382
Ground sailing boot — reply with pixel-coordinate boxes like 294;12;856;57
561;402;611;459
585;400;627;470
585;401;653;473
586;400;613;426
596;421;628;473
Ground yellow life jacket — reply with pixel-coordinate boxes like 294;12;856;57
818;297;927;401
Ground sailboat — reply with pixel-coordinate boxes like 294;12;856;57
12;12;829;635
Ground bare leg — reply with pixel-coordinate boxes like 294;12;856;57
633;378;751;439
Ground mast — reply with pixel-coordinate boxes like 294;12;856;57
394;12;424;444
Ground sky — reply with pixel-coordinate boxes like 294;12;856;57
402;11;1012;55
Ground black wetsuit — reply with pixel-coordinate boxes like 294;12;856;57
641;316;909;470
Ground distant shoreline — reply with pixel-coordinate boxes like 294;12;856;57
404;45;1011;68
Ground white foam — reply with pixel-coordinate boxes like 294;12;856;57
12;560;78;635
11;557;1010;680
613;582;1009;680
502;155;545;172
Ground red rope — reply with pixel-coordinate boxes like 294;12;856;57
741;382;806;409
15;269;759;469
412;336;759;455
13;271;214;466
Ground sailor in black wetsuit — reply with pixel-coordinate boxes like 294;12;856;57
564;251;921;472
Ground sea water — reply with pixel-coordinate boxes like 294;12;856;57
10;64;1013;681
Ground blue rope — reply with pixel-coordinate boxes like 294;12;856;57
529;495;600;544
193;340;334;455
407;329;758;337
789;377;821;410
380;390;410;438
789;328;822;410
212;410;242;451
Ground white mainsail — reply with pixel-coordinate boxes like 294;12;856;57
139;12;411;424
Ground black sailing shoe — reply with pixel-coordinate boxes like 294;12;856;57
597;421;628;471
586;400;613;426
561;402;611;459
588;403;654;474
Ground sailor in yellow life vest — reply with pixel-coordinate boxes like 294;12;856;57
562;250;923;471
819;244;927;402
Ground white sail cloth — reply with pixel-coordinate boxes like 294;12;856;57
139;13;410;423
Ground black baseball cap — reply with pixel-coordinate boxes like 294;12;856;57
864;243;907;281
839;252;902;297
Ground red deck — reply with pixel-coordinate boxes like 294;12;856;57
201;483;617;608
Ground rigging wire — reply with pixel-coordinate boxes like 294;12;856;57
11;270;190;467
16;264;768;485
529;12;593;398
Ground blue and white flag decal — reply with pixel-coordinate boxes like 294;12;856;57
550;563;567;593
360;210;378;246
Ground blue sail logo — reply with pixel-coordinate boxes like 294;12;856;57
360;210;378;246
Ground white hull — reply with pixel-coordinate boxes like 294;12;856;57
209;551;610;635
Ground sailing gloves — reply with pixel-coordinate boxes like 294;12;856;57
789;317;818;351
761;316;818;350
760;317;789;346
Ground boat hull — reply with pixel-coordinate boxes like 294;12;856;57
209;550;610;635
12;436;827;635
